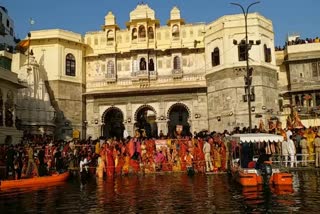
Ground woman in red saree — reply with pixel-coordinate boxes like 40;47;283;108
115;153;124;176
193;139;205;173
179;139;188;171
105;144;115;177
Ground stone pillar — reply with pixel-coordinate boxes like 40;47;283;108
312;93;316;108
126;123;134;137
292;94;296;106
158;100;166;135
157;121;167;136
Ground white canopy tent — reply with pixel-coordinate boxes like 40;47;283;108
230;133;284;144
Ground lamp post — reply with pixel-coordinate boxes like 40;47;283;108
231;1;260;133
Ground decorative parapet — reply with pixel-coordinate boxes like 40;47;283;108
172;69;183;79
149;70;157;80
131;70;157;81
105;73;116;83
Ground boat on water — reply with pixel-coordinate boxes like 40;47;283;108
228;133;293;187
0;171;70;189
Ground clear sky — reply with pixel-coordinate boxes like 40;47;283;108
2;0;320;46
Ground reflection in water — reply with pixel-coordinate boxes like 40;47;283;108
1;171;320;213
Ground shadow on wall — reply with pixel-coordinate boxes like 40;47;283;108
38;53;72;140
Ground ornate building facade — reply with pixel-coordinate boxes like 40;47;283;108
0;6;26;144
276;35;320;128
0;52;26;144
13;4;279;140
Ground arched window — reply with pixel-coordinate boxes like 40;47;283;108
132;28;137;41
211;47;220;67
66;53;76;76
149;59;154;71
107;30;114;40
173;56;181;70
264;44;271;63
140;58;146;70
139;25;146;38
148;27;154;39
107;60;115;74
172;25;180;38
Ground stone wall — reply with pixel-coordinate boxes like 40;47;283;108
206;66;279;132
47;80;85;140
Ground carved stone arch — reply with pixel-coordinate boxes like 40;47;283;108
101;106;124;140
134;104;157;121
101;106;124;123
166;102;191;119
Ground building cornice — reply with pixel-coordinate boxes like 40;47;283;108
84;85;207;97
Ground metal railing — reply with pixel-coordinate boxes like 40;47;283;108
271;153;317;168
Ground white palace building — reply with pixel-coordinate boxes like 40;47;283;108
10;4;283;140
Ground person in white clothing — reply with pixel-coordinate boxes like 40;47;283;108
282;139;289;167
123;129;129;139
286;129;293;143
203;140;213;172
79;156;90;185
287;135;296;167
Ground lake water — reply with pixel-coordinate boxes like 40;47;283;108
1;170;320;213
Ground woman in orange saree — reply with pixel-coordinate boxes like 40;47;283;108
213;144;221;172
220;142;227;171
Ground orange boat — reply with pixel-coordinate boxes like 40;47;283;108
0;171;70;189
228;133;293;187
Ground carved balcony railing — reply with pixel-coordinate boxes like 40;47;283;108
131;70;157;81
105;73;116;83
149;70;157;80
172;69;183;79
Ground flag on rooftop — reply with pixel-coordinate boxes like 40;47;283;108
15;39;29;53
17;39;29;48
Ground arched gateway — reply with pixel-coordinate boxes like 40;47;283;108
101;107;124;140
134;105;158;138
167;103;191;137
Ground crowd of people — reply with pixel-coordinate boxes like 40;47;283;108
286;36;320;46
0;129;230;181
1;124;320;181
275;36;320;51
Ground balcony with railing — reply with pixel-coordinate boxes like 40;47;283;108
105;73;116;83
149;70;157;80
294;105;320;118
172;69;183;79
131;70;158;81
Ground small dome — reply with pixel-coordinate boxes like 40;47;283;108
105;11;116;26
170;6;181;20
130;4;155;21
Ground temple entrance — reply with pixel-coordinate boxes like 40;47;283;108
168;103;190;137
135;106;157;138
102;108;124;140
